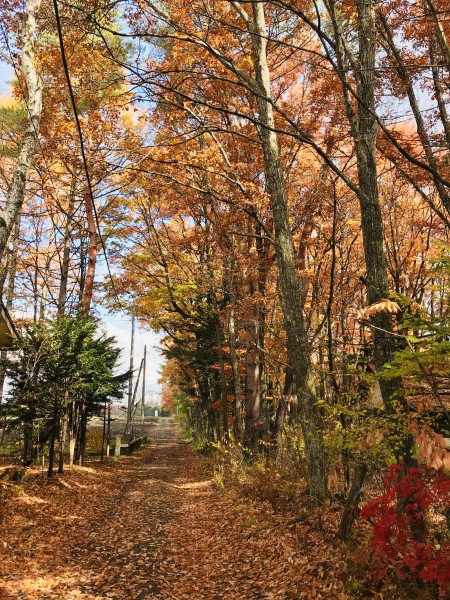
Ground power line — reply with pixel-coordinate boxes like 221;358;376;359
52;0;126;315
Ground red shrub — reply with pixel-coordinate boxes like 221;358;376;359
361;464;450;595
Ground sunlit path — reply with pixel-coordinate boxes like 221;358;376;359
0;420;348;599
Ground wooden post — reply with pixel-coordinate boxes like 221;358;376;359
114;435;121;461
106;403;111;459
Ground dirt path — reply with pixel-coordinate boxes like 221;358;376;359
0;421;348;600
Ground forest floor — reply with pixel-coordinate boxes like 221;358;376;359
0;420;373;600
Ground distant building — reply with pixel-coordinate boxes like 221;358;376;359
0;302;17;349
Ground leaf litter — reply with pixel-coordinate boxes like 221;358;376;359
0;422;350;599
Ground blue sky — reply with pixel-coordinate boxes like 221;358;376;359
0;61;12;95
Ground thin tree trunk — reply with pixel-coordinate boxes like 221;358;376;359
69;400;77;467
78;403;88;466
0;0;42;259
339;463;368;540
106;402;111;458
57;175;76;315
58;400;68;474
48;397;59;477
243;227;261;454
81;185;97;316
39;259;50;321
23;422;33;466
101;400;107;462
228;304;243;443
216;318;229;442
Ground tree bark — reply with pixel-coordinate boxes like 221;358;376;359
353;0;413;463
81;185;97;316
339;463;368;540
48;396;59;477
248;2;328;502
0;0;42;259
0;214;20;403
57;175;76;315
228;304;243;443
58;405;68;474
242;223;262;454
216;318;229;442
326;0;410;448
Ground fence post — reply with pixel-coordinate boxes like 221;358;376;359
114;435;121;461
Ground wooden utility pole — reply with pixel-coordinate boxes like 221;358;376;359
141;345;146;423
129;358;144;438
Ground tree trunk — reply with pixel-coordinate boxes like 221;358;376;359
82;185;97;316
0;0;42;259
354;0;414;463
101;400;107;462
228;304;243;443
353;0;406;424
249;2;328;502
243;227;262;454
58;406;68;474
48;397;59;477
23;422;34;467
0;214;20;403
78;403;88;465
339;463;368;540
216;318;229;442
57;175;76;315
68;400;77;467
274;366;293;463
39;258;50;320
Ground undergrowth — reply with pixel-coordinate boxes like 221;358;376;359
207;440;309;512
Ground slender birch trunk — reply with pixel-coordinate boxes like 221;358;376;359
0;0;42;259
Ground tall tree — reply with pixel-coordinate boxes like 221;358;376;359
0;0;42;261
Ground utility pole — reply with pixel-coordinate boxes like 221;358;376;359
130;358;144;437
125;312;135;436
141;345;146;424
